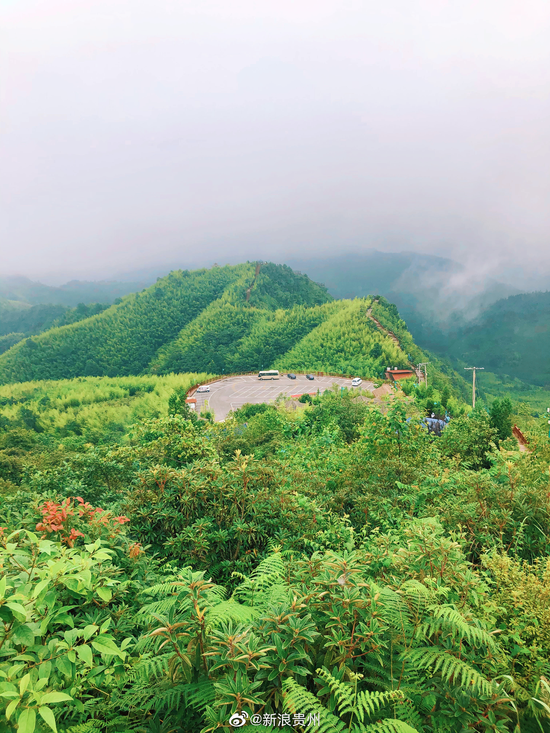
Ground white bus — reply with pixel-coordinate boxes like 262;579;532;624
258;370;280;380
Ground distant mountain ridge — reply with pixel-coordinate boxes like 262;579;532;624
442;290;550;387
3;251;517;341
0;275;147;307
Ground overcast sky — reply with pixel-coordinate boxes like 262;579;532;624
2;0;550;285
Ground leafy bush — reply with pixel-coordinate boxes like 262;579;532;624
439;409;498;469
490;397;514;442
0;529;133;732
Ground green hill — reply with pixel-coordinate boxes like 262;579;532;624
0;263;331;384
444;291;550;387
274;299;403;375
0;298;111;347
0;262;464;396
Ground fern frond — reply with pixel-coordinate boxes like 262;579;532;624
137;597;187;620
206;600;260;627
399;580;435;614
406;648;495;696
145;683;188;714
393;699;424;732
315;666;356;716
355;689;405;720
417;605;499;652
249;552;285;580
141;578;186;597
183;678;217;713
378;588;415;637
142;572;226;604
283;678;346;733
316;666;403;723
359;654;395;689
65;722;107;733
233;552;289;608
131;652;172;681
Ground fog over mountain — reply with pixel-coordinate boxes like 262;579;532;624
287;251;519;326
2;1;550;289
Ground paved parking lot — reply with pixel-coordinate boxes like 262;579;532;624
191;374;376;422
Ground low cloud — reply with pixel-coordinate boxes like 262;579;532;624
2;0;550;287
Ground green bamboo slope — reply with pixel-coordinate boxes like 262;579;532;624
0;373;211;442
0;263;329;384
0;262;463;393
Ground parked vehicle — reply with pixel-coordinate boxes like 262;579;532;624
287;373;297;379
305;374;315;380
351;377;362;387
258;370;280;380
196;385;210;393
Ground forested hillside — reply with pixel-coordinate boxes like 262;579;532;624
0;300;110;354
0;266;245;382
148;263;333;375
287;251;518;346
0;264;331;384
0;263;464;394
445;291;550;387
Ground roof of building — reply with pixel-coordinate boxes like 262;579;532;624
386;369;415;382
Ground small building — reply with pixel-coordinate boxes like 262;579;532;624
386;368;415;382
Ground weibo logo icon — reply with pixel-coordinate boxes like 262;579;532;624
229;711;249;727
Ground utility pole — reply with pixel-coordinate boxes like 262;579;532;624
464;367;484;409
417;362;430;386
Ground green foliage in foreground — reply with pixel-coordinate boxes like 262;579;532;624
2;378;550;731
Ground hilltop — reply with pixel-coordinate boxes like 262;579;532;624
0;263;330;384
0;262;463;396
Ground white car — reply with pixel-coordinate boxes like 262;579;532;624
351;377;362;387
196;385;210;393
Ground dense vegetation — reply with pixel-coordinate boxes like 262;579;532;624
0;373;210;447
1;368;550;732
286;254;550;388
287;252;516;346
